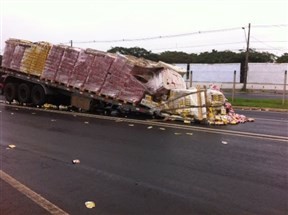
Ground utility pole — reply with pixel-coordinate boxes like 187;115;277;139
70;40;73;47
243;23;251;91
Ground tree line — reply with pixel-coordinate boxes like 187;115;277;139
107;47;288;64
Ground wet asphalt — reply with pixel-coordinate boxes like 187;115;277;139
0;104;287;215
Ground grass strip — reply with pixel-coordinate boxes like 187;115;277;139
226;97;288;109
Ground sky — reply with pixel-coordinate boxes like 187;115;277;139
1;0;288;56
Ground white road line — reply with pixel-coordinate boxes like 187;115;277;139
0;170;69;215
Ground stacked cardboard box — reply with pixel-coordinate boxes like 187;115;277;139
118;75;147;103
41;45;67;81
28;42;51;76
100;55;130;98
20;43;37;74
10;42;32;72
83;50;115;93
2;39;19;68
68;51;95;89
55;47;81;84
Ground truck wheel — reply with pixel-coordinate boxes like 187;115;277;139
4;83;17;102
31;85;46;106
18;83;31;103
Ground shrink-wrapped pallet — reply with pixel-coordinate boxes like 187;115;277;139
166;88;206;120
55;47;81;85
20;43;37;74
2;39;19;68
68;51;95;89
83;50;115;93
10;41;32;71
28;42;51;76
143;68;186;95
41;45;67;81
100;54;131;98
118;75;146;103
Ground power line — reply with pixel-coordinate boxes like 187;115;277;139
253;24;288;28
251;36;287;52
61;24;288;45
150;40;287;52
62;26;243;44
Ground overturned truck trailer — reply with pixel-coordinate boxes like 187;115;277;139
1;38;247;124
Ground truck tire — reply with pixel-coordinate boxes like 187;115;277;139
18;83;31;103
31;85;46;106
4;83;17;102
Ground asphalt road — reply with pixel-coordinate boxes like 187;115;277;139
223;91;285;99
0;103;287;215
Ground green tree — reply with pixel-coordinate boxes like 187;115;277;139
276;53;288;63
248;50;276;62
158;51;192;63
108;47;151;58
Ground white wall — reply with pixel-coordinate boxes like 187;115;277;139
176;63;241;83
247;63;288;84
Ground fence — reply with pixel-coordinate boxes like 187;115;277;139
176;63;288;91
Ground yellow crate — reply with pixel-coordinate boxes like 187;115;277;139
20;43;37;74
29;42;51;76
20;42;52;76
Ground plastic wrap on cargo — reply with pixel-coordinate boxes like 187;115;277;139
10;44;29;71
54;47;81;85
20;43;37;74
68;51;95;89
100;55;132;98
165;88;207;120
82;51;115;93
28;42;51;76
2;39;19;68
144;68;186;95
118;75;146;103
156;61;186;75
41;45;67;81
206;89;226;107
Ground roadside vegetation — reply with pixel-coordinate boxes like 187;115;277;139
227;97;288;110
108;47;288;64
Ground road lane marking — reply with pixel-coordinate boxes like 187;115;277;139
0;170;69;215
1;103;287;142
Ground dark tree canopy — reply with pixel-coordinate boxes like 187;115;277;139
107;47;286;64
276;53;288;63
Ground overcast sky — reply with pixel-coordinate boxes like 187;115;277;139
1;0;287;56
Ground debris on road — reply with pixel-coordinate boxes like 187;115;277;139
222;141;228;145
85;201;96;209
51;119;56;122
206;85;255;125
186;133;193;136
128;124;134;127
84;121;89;124
159;127;166;130
8;144;16;149
72;159;80;164
174;132;181;135
147;126;153;129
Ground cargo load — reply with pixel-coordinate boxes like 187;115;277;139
1;38;253;125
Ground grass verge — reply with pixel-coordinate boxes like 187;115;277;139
226;97;288;110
